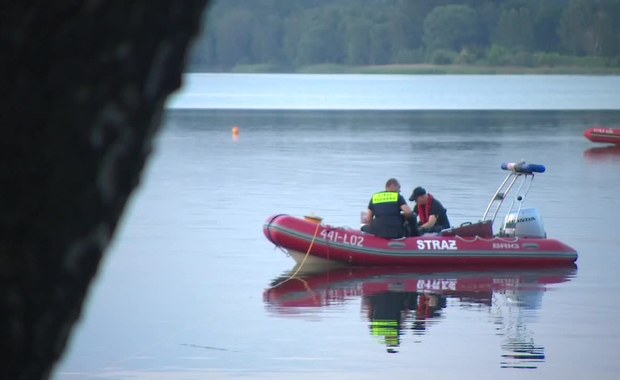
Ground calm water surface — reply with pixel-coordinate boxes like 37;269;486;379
169;73;620;110
55;75;620;380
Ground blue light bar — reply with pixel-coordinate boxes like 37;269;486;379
501;162;546;173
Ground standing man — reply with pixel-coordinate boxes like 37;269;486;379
409;186;451;234
361;178;412;239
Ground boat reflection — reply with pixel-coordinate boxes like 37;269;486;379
584;145;620;162
264;265;576;367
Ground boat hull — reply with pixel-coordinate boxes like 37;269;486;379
264;214;578;266
584;127;620;144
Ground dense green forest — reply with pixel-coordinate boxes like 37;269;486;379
188;0;620;73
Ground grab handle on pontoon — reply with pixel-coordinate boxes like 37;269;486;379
501;162;545;174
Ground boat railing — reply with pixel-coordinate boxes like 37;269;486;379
482;162;546;233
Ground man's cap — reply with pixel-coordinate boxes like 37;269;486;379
409;186;426;201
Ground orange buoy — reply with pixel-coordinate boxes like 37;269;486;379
232;126;240;135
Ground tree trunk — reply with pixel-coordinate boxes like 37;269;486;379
0;1;211;379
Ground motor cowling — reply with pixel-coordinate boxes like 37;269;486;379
501;207;546;238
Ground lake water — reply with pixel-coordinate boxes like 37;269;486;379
168;73;620;110
55;74;620;380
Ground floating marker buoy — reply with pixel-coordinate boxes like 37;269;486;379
232;126;240;135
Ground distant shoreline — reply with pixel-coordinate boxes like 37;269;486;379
346;64;620;75
191;63;620;75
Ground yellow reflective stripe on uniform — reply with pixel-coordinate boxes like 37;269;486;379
372;320;399;336
372;192;399;204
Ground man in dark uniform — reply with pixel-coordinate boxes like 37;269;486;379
409;186;451;234
361;178;412;239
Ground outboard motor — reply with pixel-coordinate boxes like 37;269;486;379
501;207;546;238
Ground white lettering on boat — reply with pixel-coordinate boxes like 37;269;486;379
416;240;458;250
493;242;520;249
493;278;520;286
320;230;364;247
417;279;457;291
326;285;363;300
505;216;536;228
593;127;614;134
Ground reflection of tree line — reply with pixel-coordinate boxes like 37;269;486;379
363;288;545;369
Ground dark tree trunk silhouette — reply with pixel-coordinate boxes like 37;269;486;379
0;1;211;379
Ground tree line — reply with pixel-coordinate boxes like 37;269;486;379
188;0;620;72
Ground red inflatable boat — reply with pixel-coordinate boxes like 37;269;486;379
584;126;620;144
263;162;578;267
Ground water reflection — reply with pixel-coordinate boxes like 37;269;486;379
265;265;576;368
584;145;620;162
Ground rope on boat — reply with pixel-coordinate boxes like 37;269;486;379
269;221;322;289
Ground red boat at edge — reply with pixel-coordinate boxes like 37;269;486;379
263;162;578;267
584;126;620;144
